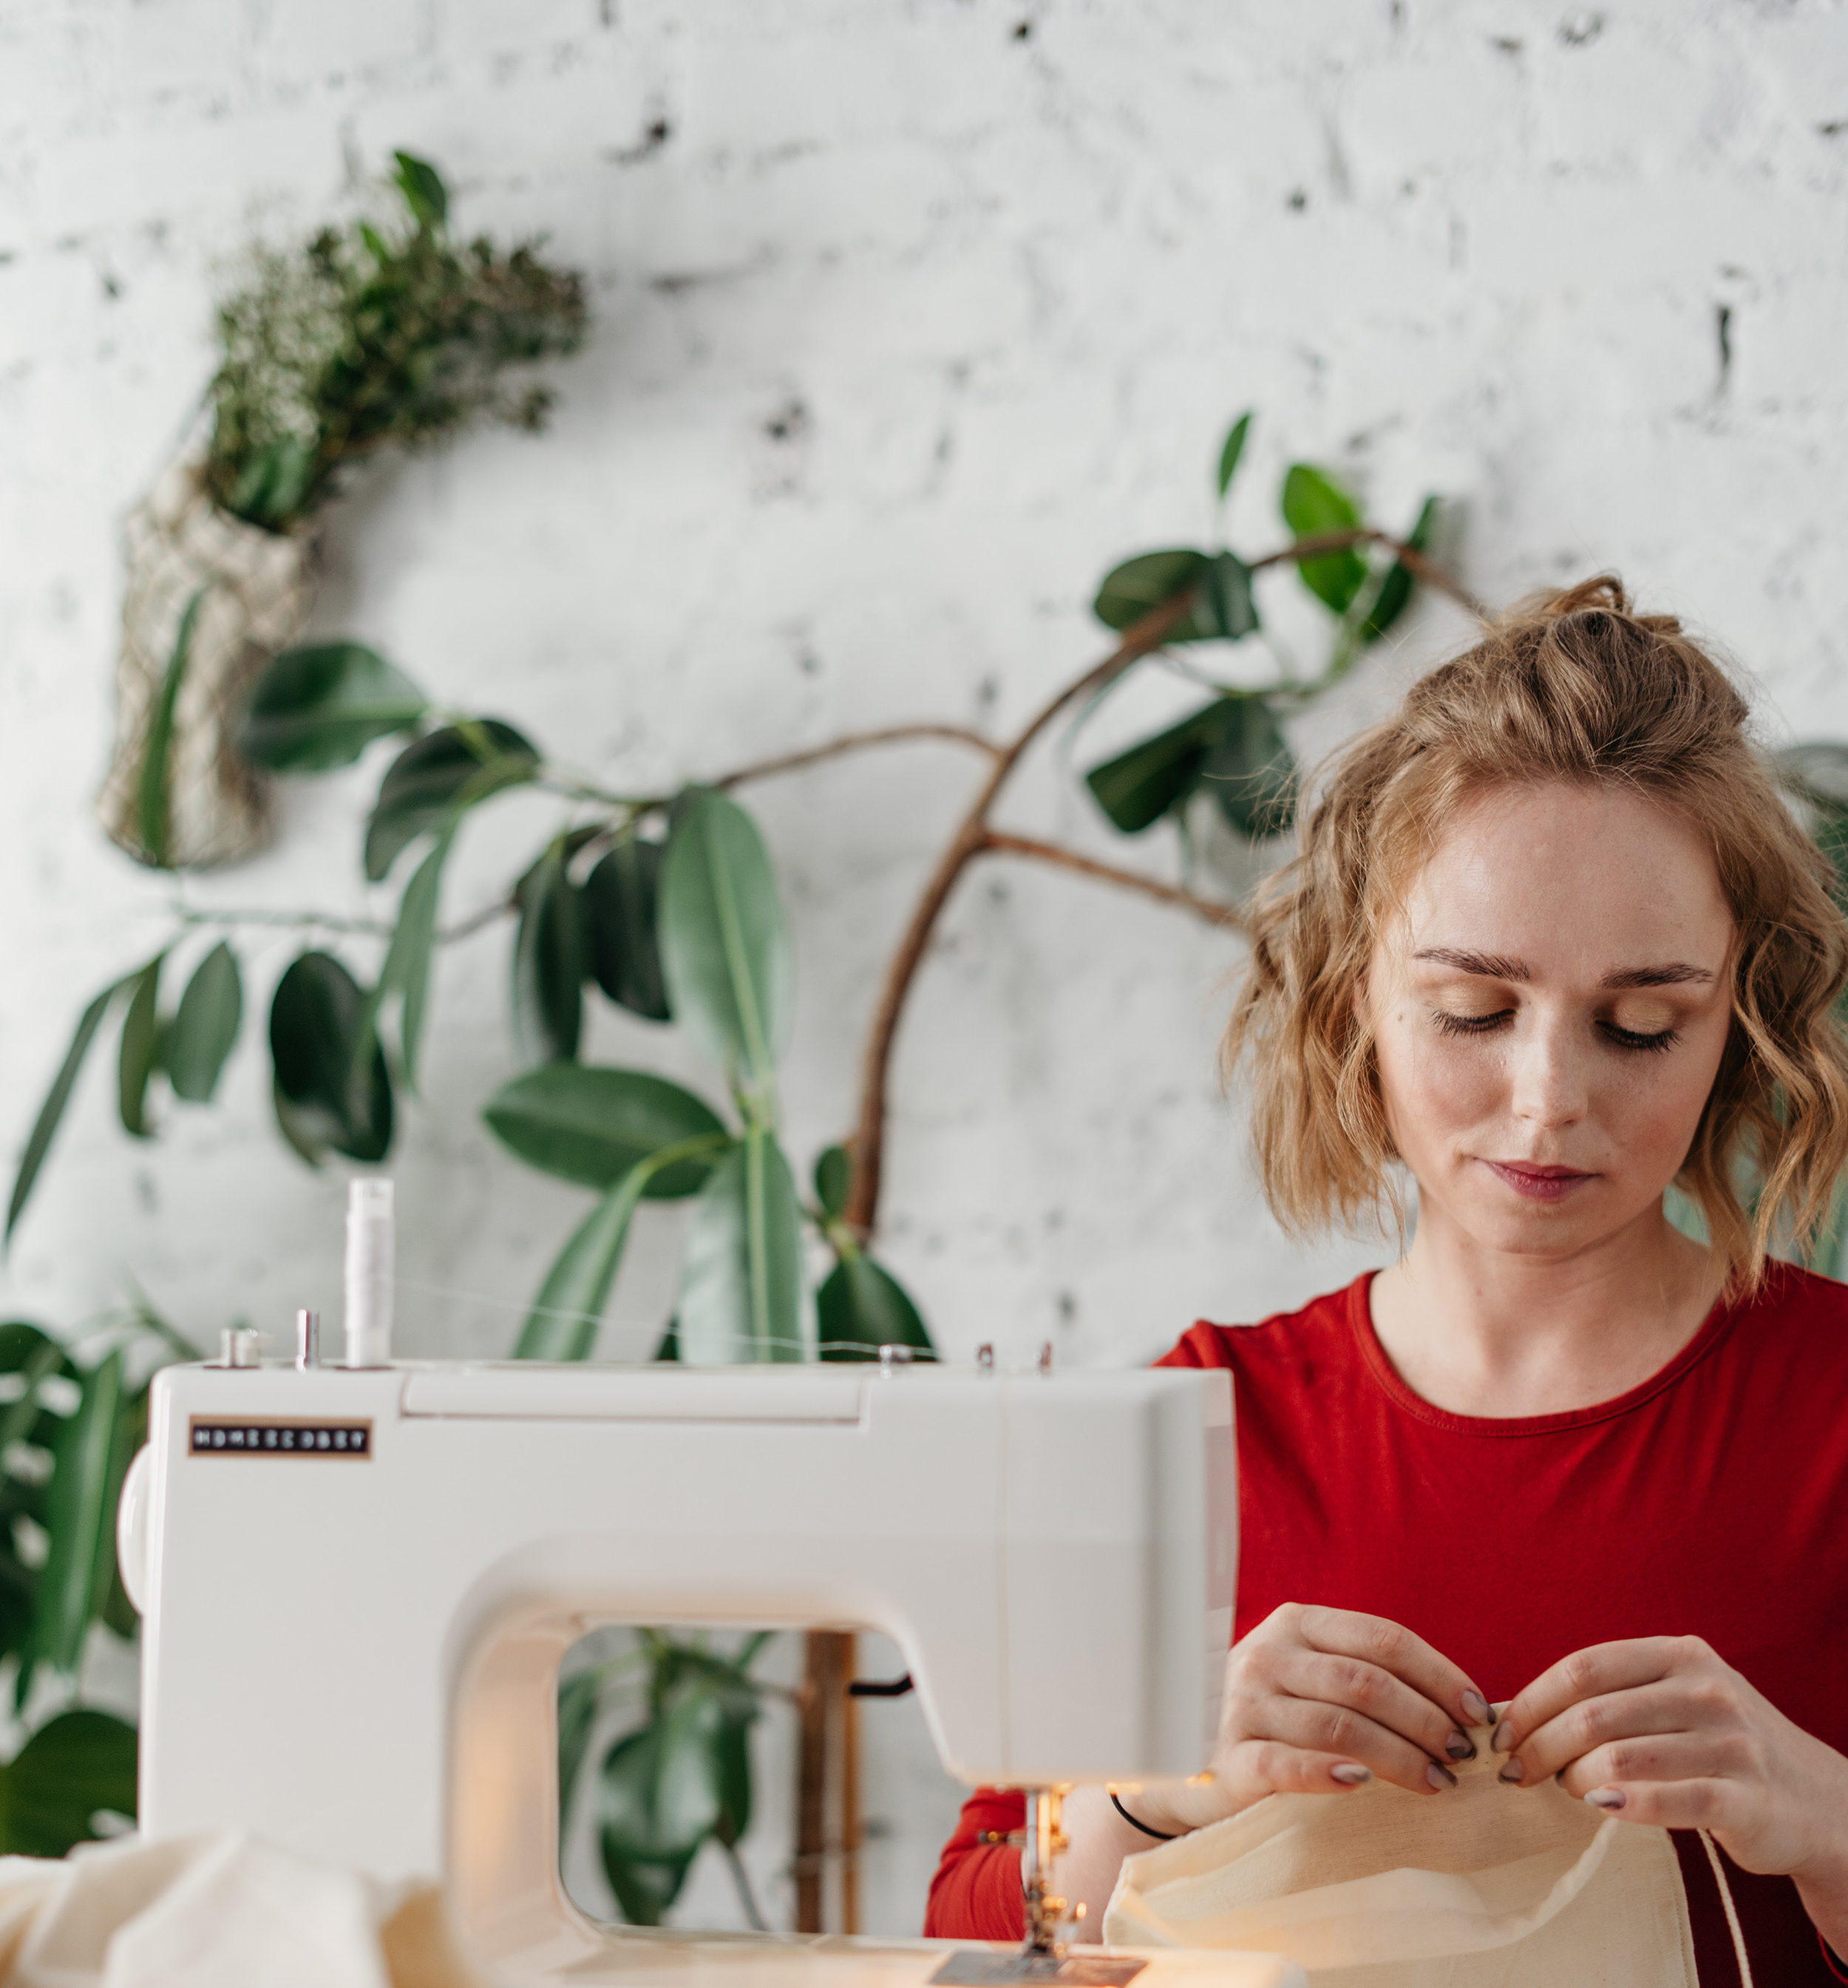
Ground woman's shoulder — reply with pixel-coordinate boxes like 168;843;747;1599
1155;1273;1369;1372
1730;1258;1848;1353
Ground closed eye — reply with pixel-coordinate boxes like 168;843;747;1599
1430;1009;1511;1038
1598;1021;1679;1054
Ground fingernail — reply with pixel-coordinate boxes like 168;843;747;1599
1444;1730;1476;1762
1586;1787;1626;1811
1498;1760;1523;1786
1330;1764;1370;1786
1461;1689;1490;1725
1491;1720;1515;1754
1426;1762;1457;1791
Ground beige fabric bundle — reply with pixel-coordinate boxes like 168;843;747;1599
1102;1725;1745;1985
0;1832;492;1988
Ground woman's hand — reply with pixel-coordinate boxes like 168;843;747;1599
1497;1635;1848;1940
1132;1603;1491;1836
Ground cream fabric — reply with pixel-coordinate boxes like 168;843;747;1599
1101;1725;1701;1985
0;1834;493;1988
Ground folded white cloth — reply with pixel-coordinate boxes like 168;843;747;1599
0;1834;494;1988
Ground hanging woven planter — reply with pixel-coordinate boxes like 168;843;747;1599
96;457;316;870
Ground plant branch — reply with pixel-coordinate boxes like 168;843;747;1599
841;525;1470;1236
976;833;1246;930
715;724;1002;790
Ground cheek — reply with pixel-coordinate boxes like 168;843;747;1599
1374;1004;1506;1143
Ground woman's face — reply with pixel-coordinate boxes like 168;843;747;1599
1365;780;1736;1263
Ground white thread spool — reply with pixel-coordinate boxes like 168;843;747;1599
343;1178;395;1369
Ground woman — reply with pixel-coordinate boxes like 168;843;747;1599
925;579;1848;1981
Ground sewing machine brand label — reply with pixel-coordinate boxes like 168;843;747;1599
188;1418;372;1458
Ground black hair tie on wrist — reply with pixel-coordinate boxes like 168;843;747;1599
1110;1791;1178;1841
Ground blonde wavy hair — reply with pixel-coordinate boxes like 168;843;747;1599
1223;574;1848;1290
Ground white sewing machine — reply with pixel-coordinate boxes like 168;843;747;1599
118;1186;1299;1988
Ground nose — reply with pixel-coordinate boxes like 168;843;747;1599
1509;1014;1589;1131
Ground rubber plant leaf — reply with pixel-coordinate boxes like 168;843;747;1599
115;953;164;1139
1356;494;1439;647
812;1144;852;1222
268;953;393;1165
482;1065;727;1196
657;791;795;1101
363;721;539;882
165;942;243;1103
1200;695;1297;840
1280;463;1369;615
817;1255;934;1364
0;1709;138;1857
675;1129;804;1366
1091;548;1209;640
584;838;672;1022
377;831;453;1093
597;1700;721;1925
1084;697;1233;834
393;151;448;231
512;838;586;1066
1215;411;1253;500
18;1349;129;1709
7;974;135;1245
135;585;208;869
236;644;429;772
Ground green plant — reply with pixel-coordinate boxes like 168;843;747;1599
17;414;1472;1913
0;1307;197;1855
203;152;587;535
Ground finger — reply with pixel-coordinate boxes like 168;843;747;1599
1497;1638;1688;1754
1284;1648;1479;1769
1294;1607;1488;1729
1223;1740;1382;1802
1556;1733;1752;1801
1237;1692;1460;1797
1573;1778;1739;1833
1503;1680;1696;1786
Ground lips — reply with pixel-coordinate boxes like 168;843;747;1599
1483;1160;1596;1204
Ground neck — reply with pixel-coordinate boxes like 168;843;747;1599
1368;1200;1725;1418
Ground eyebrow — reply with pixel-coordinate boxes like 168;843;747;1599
1411;948;1715;990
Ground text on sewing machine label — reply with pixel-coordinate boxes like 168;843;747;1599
188;1418;372;1458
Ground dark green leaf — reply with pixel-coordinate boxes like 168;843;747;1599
585;840;671;1022
268;953;393;1165
21;1350;129;1703
676;1129;804;1365
513;1163;653;1362
115;954;163;1139
818;1255;934;1363
1356;494;1438;647
237;644;429;772
658;792;794;1099
559;1669;601;1828
136;586;208;869
0;1709;137;1856
513;839;585;1066
8;978;127;1246
364;721;539;882
228;437;317;533
1215;412;1253;500
378;831;452;1091
393;151;449;231
1084;697;1230;835
1196;550;1257;641
483;1064;727;1195
1092;549;1206;636
1200;696;1297;839
1281;463;1368;614
813;1145;852;1222
166;942;242;1103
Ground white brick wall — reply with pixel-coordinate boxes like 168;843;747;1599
3;0;1847;1936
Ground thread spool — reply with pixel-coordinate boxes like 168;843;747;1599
343;1179;394;1369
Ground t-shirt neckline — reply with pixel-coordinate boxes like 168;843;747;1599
1346;1267;1753;1436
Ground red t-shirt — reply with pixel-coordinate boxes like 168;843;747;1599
925;1264;1848;1982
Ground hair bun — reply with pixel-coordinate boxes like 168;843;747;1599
1512;572;1683;639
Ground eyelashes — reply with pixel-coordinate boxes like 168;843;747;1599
1429;1010;1680;1055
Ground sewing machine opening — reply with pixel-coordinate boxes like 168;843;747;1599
554;1622;965;1941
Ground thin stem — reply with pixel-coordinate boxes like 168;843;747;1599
713;724;1002;790
1251;528;1489;621
721;1839;770;1933
976;833;1246;930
